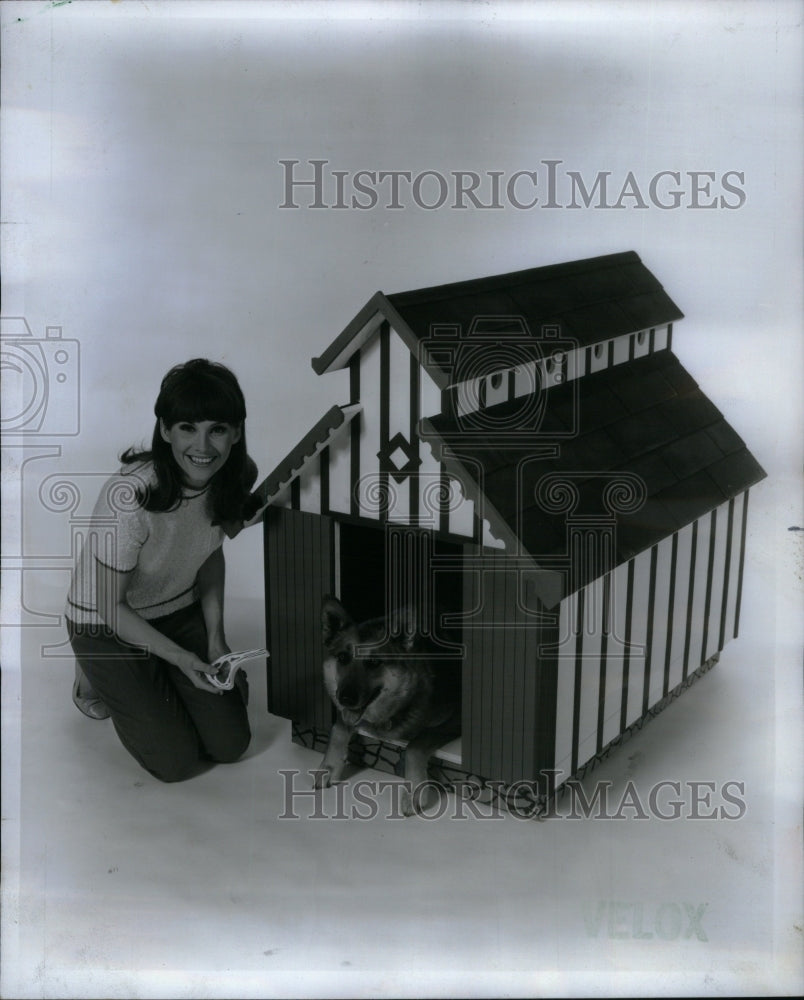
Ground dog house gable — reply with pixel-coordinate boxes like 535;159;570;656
252;310;503;546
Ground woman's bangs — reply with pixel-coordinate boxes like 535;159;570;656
162;375;245;427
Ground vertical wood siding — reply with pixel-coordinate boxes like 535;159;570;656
264;507;335;729
460;556;555;784
633;328;652;359
666;524;694;695
600;560;631;747
721;492;745;644
647;536;674;708
624;546;651;728
358;331;382;520
733;489;750;638
575;575;604;773
554;594;576;779
270;322;672;532
326;427;353;516
552;491;749;785
287;326;478;539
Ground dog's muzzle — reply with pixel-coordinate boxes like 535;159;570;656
336;682;380;716
336;681;365;711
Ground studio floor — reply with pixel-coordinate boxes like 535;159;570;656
2;476;801;999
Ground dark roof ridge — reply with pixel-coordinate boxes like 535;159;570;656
386;250;642;307
312;251;683;379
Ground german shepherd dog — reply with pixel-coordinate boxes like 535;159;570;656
316;596;461;815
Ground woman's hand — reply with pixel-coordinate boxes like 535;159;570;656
207;635;231;667
94;560;227;695
176;651;225;694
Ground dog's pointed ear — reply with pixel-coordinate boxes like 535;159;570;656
321;596;352;647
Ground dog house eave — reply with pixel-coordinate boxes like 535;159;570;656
311;291;453;392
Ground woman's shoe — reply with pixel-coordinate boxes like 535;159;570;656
72;667;111;720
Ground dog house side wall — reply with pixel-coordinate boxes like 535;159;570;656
461;550;559;786
553;489;751;784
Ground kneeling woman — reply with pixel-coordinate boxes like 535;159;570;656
66;359;260;782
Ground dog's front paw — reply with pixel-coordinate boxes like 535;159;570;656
400;785;415;817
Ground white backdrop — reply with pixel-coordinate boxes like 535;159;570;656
1;1;802;997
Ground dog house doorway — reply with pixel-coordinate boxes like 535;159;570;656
263;507;464;764
337;520;464;653
336;519;465;768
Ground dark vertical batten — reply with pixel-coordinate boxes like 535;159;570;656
663;533;679;697
718;499;736;651
409;350;420;525
263;508;274;713
734;490;749;639
619;559;635;732
534;611;559;783
439;465;450;536
349;356;360;517
461;545;482;778
642;545;658;716
378;321;390;523
700;508;718;666
571;588;585;776
596;573;611;753
682;520;699;680
320;446;330;515
500;569;514;781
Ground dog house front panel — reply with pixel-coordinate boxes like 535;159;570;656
321;321;477;539
460;553;558;786
264;506;336;730
266;321;489;543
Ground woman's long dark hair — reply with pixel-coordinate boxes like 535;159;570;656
122;359;259;524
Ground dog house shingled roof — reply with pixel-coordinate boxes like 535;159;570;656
251;403;362;508
255;251;764;604
312;250;684;384
421;349;766;597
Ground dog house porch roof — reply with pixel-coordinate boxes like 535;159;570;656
251;403;361;509
312;251;684;385
421;349;766;597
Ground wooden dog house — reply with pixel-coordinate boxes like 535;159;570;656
254;251;766;812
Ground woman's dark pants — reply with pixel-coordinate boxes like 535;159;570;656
68;603;251;782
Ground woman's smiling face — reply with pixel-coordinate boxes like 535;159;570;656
160;419;241;488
